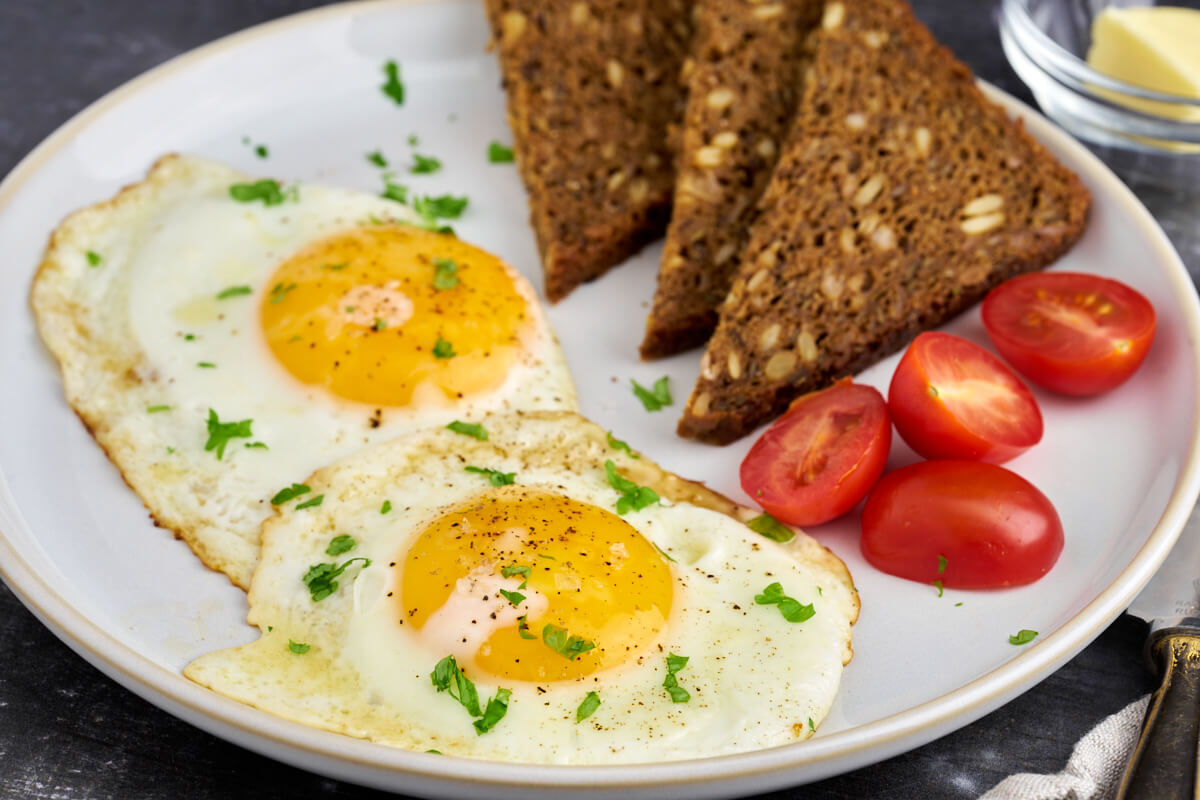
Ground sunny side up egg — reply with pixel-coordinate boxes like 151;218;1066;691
184;412;859;764
30;155;578;589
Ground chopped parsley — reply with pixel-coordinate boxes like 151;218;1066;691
498;588;525;606
183;333;196;341
86;250;102;267
196;362;216;369
425;749;442;755
933;579;944;598
381;59;405;105
366;150;389;168
326;535;356;556
654;543;676;563
271;483;311;505
302;557;371;602
938;555;948;574
322;262;348;271
373;319;387;332
413;193;468;220
287;640;310;654
407;133;419;147
295;494;324;510
146;404;171;413
808;717;816;733
229;179;288;206
255;144;269;159
433;337;456;359
269;282;297;304
410;153;442;174
487;141;515;163
381;500;392;514
542;624;595;661
604;459;660;515
244;442;268;449
516;615;536;639
747;513;794;543
446;420;487;440
216;285;252;299
1009;629;1038;646
606;431;639;458
500;564;530;589
430;655;512;735
382;179;408;204
576;691;601;723
464;466;515;486
663;653;691;703
631;376;672;411
432;257;460;290
204;409;253;460
754;582;815;624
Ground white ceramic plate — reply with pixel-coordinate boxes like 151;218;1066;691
2;1;1199;797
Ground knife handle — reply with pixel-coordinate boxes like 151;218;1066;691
1117;631;1200;800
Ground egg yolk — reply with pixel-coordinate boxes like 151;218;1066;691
260;226;530;407
399;487;673;683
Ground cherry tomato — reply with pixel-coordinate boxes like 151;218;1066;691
740;378;891;526
888;331;1042;464
861;460;1063;588
981;272;1156;396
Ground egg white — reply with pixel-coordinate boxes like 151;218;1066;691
30;155;578;589
183;411;858;764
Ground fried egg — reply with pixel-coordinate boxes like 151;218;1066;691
183;412;858;764
30;155;577;589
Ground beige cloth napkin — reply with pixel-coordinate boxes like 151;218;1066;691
979;695;1150;800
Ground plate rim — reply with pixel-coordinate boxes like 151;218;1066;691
2;0;1199;795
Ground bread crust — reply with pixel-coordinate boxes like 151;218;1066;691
678;0;1092;444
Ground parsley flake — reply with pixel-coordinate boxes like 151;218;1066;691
938;555;948;574
381;60;405;105
430;655;512;735
410;153;442;174
474;688;512;734
381;500;392;514
146;404;171;413
808;717;816;733
500;564;530;589
302;557;371;602
432;257;460;290
407;133;419;147
654;543;676;563
322;262;348;271
487;141;515;163
204;409;253;460
498;588;525;606
663;653;691;703
86;250;102;267
382;179;408;204
196;362;216;369
216;285;252;300
288;640;310;654
604;459;660;515
326;535;356;556
576;691;601;723
516;615;536;639
366;150;389;168
542;624;595;661
606;431;639;458
1009;629;1038;646
271;483;311;505
631;377;672;411
373;318;387;332
747;513;794;543
269;282;297;304
754;582;815;624
933;579;944;598
464;466;515;486
433;337;456;359
255;144;269;159
413;194;468;220
229;179;288;206
244;441;268;449
446;420;487;440
295;494;324;510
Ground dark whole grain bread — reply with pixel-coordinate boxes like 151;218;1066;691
640;0;822;359
484;0;693;302
678;0;1092;445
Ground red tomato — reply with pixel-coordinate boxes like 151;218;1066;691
740;379;891;526
981;272;1156;396
861;460;1063;587
888;331;1042;464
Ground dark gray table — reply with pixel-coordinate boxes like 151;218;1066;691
2;1;1191;798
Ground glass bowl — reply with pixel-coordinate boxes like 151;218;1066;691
998;0;1200;188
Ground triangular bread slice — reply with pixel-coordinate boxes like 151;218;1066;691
640;0;821;358
678;0;1092;444
485;1;693;302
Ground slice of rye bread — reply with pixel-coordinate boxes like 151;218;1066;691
485;1;694;302
677;0;1092;445
640;0;822;359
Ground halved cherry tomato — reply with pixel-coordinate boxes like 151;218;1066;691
888;331;1042;464
740;378;891;526
861;460;1063;588
981;272;1156;396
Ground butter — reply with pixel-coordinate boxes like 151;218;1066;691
1086;6;1200;122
